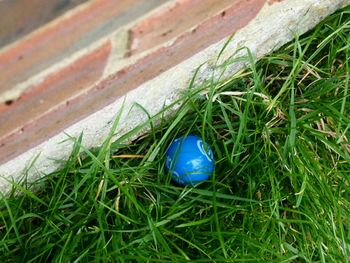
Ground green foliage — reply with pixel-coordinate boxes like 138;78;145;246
1;7;350;262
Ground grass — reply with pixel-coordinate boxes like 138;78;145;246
1;7;350;262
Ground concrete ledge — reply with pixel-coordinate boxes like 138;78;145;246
0;0;264;164
0;0;349;192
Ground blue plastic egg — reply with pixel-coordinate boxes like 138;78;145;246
165;135;214;186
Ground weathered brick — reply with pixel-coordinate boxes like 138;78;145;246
0;0;87;48
0;41;111;163
0;0;167;101
0;0;265;165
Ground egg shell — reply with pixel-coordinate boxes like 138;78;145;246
165;135;214;185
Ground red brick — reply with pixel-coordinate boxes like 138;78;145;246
129;0;234;55
0;0;265;164
0;0;87;48
0;0;145;94
0;41;111;163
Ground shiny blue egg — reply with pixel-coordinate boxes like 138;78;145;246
165;135;214;186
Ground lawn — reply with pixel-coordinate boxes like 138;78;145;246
1;6;350;262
